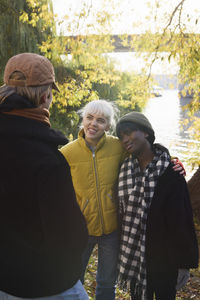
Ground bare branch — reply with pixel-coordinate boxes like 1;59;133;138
146;0;186;81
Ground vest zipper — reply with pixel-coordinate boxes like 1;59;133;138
92;151;105;233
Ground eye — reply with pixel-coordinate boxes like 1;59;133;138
97;118;106;124
123;130;131;136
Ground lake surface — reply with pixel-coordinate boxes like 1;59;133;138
143;89;199;179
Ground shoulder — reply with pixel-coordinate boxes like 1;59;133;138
163;163;185;179
60;139;78;151
101;135;125;161
39;147;70;172
106;134;120;142
104;134;123;149
158;163;187;190
60;139;79;156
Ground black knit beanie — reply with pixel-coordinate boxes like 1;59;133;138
116;111;155;143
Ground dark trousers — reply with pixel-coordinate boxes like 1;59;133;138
130;268;178;300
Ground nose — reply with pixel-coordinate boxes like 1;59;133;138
90;118;97;126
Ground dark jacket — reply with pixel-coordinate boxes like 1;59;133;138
146;163;199;271
0;94;88;298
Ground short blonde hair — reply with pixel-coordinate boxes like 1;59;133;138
0;71;51;106
80;99;118;128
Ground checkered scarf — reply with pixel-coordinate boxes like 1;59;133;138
117;144;170;299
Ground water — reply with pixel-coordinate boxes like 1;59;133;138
106;52;199;179
143;89;199;180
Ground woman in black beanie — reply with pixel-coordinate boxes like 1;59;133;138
116;112;198;300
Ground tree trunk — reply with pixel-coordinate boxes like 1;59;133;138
187;166;200;223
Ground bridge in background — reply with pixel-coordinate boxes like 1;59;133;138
64;33;198;53
64;34;143;53
107;34;137;52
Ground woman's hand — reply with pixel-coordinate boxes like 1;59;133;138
172;158;186;176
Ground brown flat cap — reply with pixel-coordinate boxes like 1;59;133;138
4;52;59;91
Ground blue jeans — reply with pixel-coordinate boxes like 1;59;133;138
81;231;119;300
0;280;89;300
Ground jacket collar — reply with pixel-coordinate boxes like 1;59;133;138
0;93;35;111
78;128;107;152
0;93;68;147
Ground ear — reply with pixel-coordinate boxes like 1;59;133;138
40;93;47;105
144;132;149;138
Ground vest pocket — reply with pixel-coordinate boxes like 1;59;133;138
82;199;89;213
108;193;115;203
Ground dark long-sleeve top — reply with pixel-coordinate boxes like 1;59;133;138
145;164;199;271
0;94;88;298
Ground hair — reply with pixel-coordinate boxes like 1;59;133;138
116;121;155;145
0;71;52;106
80;99;118;128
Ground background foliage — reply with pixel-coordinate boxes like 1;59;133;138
0;0;151;139
128;0;200;166
1;0;200;298
1;0;200;171
1;0;200;144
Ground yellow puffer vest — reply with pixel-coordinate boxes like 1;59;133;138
60;129;125;236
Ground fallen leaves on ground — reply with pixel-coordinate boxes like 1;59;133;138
176;273;200;300
84;247;200;299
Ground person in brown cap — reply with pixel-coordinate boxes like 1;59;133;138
0;53;89;300
116;112;199;300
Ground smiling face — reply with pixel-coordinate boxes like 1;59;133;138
119;127;149;156
82;112;110;147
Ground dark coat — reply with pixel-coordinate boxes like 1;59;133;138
0;94;88;298
146;164;199;272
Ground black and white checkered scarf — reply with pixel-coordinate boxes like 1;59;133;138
117;144;170;299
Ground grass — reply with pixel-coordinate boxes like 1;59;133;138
83;245;200;300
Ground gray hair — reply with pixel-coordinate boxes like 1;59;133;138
80;99;118;128
0;71;52;106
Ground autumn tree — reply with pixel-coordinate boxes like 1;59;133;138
0;0;54;83
28;0;151;137
128;0;200;162
129;0;200;220
1;0;151;138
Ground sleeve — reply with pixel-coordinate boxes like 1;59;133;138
37;157;88;255
165;174;199;269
